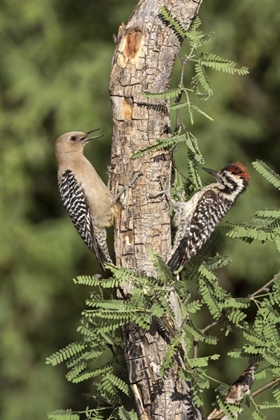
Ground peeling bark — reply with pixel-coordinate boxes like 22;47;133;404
109;1;203;418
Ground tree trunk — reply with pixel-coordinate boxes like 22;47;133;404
109;1;203;418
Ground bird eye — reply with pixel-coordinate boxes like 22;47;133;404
70;135;77;141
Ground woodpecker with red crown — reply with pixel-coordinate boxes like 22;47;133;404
168;162;250;271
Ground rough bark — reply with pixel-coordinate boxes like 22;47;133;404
109;1;203;419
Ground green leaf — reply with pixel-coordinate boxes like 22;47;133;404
199;52;249;75
189;354;220;368
47;410;79;420
142;87;182;100
131;134;187;159
118;407;138;420
46;343;86;366
190;103;214;121
253;160;280;190
159;7;188;39
252;408;265;419
194;63;213;96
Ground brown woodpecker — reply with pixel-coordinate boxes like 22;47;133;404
168;162;250;271
55;129;114;270
207;362;258;419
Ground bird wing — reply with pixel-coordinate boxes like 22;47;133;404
168;189;222;271
58;170;112;269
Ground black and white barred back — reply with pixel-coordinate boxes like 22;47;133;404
168;162;250;271
168;190;232;270
58;170;112;269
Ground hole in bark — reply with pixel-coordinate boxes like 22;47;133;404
153;154;168;162
124;28;143;59
123;97;134;120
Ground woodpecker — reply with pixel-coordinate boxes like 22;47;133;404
55;129;114;270
168;162;250;271
207;362;258;419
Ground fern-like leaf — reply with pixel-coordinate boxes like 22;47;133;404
255;208;280;219
186;132;204;164
190;102;214;121
253;160;280;190
142;87;182;100
184;319;218;345
73;364;113;384
160;335;182;375
106;373;130;397
118;407;138;420
252;407;265;419
224;221;275;243
199;52;249;75
131;134;187;159
189;354;220;368
47;410;79;420
194;63;213;96
159;7;187;40
46;343;85;366
150;252;176;285
74;275;101;287
205;254;232;270
186;299;203;314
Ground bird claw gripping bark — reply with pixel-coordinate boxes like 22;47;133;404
113;172;142;207
107;162;142;207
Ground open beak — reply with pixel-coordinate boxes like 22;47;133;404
81;128;103;142
202;167;221;182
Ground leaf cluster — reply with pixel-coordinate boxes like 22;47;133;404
47;262;182;419
143;11;249;125
224;161;280;251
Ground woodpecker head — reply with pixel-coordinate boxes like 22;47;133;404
203;162;250;197
55;129;103;156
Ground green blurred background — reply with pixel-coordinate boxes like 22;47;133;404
0;0;279;418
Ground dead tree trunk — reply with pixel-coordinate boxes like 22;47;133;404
109;1;203;418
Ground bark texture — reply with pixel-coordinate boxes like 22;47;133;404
109;1;203;418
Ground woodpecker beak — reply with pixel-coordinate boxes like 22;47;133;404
203;167;222;182
81;128;103;143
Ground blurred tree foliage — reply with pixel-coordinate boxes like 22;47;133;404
0;0;279;419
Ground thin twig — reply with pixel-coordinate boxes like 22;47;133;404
193;316;226;359
201;319;222;334
248;271;280;299
193;340;199;359
251;376;280;398
174;55;185;130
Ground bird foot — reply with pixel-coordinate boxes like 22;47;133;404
149;189;174;205
113;172;142;206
